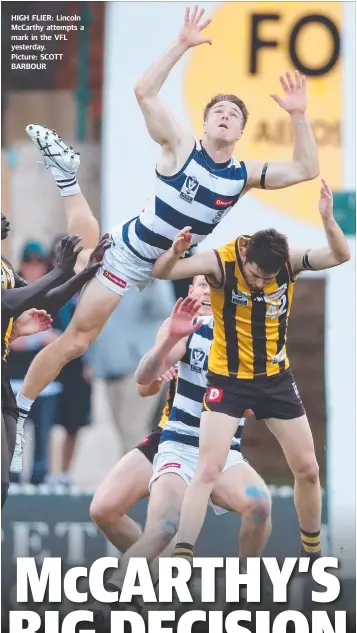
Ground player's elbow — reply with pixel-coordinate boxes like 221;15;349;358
338;246;351;264
136;382;151;397
134;81;154;102
301;161;320;181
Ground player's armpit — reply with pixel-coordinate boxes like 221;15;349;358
245;159;318;191
290;245;351;276
135;91;194;155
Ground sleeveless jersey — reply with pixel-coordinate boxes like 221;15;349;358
208;236;295;380
122;140;247;263
1;257;16;361
161;315;245;450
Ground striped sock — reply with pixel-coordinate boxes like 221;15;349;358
49;165;81;197
300;528;321;559
174;542;194;563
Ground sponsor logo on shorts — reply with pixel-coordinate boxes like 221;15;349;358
231;289;248;306
140;436;150;445
159;462;181;472
103;269;127;288
292;381;301;400
206;387;224;403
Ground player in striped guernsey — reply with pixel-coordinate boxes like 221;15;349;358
90;368;178;555
153;179;351;565
93;277;271;617
16;4;319;456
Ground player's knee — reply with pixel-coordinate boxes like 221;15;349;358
196;459;222;485
159;517;179;542
243;486;271;524
294;457;319;484
63;329;91;361
90;493;122;528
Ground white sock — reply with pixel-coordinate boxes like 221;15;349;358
16;393;33;418
49;165;81;197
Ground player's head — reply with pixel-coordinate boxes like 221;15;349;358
240;229;290;291
203;94;248;147
188;275;212;316
1;214;10;241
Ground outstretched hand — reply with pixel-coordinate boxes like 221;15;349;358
178;5;212;48
318;179;334;222
13;309;53;338
85;233;111;275
172;226;193;256
271;70;307;115
168;296;202;339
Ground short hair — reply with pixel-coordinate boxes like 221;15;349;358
204;94;249;130
245;229;289;274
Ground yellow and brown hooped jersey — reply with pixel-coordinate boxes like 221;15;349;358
1;257;16;361
157;371;178;429
208;236;295;380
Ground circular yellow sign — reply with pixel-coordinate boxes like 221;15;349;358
184;2;342;227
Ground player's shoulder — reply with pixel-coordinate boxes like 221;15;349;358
193;314;214;334
215;239;238;262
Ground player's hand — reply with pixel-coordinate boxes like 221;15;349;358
318;179;334;223
54;235;84;273
168;297;202;339
13;309;53;338
159;366;177;382
84;233;111;276
172;226;193;256
178;6;212;49
271;70;307;115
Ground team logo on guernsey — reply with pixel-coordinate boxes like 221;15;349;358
231;289;248;306
190;348;206;373
180;175;199;204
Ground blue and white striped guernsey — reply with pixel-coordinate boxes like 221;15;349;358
160;315;245;450
122;140;247;263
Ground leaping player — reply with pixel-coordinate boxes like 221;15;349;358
13;5;318;470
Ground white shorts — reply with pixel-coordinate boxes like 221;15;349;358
149;440;245;516
96;222;154;296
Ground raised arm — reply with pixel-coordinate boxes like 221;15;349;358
245;71;319;190
1;235;82;320
290;179;351;276
41;235;110;313
153;226;222;283
135;297;202;385
134;6;211;174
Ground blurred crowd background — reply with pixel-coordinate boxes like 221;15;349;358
1;1;355;514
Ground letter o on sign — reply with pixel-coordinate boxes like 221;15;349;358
289;14;340;76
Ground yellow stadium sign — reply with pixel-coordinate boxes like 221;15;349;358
184;2;342;227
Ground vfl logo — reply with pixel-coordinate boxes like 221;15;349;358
231;289;248;306
206;387;223;403
190;347;206;373
180;175;199;204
